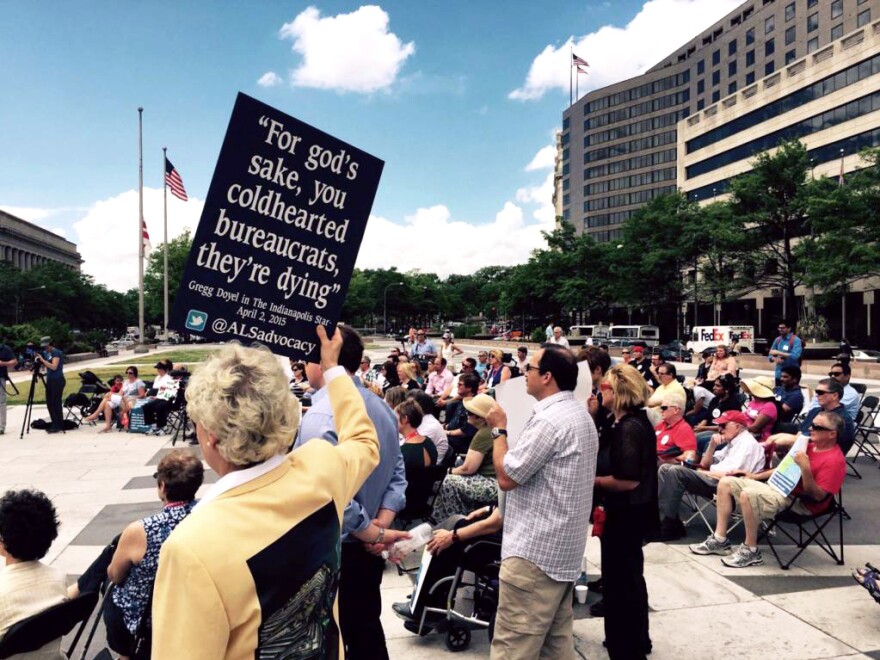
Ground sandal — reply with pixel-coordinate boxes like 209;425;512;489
852;566;880;604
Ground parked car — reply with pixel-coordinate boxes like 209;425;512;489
851;349;880;362
656;340;693;363
112;339;135;349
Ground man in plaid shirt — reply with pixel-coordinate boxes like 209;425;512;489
486;345;598;660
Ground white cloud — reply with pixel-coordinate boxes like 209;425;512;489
72;189;204;291
510;0;743;100
257;71;282;87
279;5;415;93
525;145;556;171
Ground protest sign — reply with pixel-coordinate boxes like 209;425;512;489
768;435;809;496
170;92;384;360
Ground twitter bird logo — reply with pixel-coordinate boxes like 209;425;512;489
186;310;208;331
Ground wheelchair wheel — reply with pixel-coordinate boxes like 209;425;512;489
445;626;471;652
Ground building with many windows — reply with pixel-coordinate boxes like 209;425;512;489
562;0;880;242
0;209;81;271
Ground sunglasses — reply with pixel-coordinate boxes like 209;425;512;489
658;372;671;377
622;351;630;355
523;364;541;373
815;389;829;395
659;405;676;411
810;423;832;432
828;372;843;377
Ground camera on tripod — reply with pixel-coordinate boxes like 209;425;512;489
31;356;44;375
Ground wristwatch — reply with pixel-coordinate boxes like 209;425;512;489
490;427;508;439
373;527;385;545
452;529;460;544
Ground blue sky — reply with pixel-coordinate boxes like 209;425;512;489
0;0;741;290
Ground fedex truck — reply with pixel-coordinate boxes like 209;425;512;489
689;326;755;354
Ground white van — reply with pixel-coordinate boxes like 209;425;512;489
608;325;660;347
689;326;755;354
569;324;611;343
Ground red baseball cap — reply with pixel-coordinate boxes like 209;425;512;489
715;410;751;427
632;345;645;354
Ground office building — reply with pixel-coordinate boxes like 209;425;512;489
0;209;82;271
562;0;880;242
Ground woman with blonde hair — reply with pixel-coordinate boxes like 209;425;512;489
595;364;657;659
480;349;511;391
397;361;421;391
151;329;408;659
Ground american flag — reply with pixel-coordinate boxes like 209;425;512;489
572;53;590;68
165;157;188;201
141;218;152;253
576;65;589;75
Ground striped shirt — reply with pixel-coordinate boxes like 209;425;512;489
501;391;598;582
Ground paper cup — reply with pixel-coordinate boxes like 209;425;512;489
575;584;588;604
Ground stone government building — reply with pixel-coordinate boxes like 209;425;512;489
0;208;81;271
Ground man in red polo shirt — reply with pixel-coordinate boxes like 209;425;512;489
655;394;696;463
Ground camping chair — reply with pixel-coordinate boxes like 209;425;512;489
0;591;98;659
759;490;845;570
683;491;743;536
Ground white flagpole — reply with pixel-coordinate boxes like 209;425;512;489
138;107;145;346
163;146;169;338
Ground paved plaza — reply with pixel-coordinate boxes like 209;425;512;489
2;345;879;658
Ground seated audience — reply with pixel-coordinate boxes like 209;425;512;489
805;362;859;421
383;386;409;415
444;373;481;455
654;394;697;463
408;390;449;463
693;349;714;386
647;362;685;408
432;394;498;520
706;345;737;382
694;375;742;455
392;507;503;633
685;380;714;427
436;358;476;409
151;330;403;658
397;362;421;391
516;346;529;373
691;411;846;567
479;349;511;391
655;411;765;541
380;360;401;393
140;360;179;435
631;346;658;388
774;365;805;424
0;489;66;657
395;400;438;474
425;357;454;398
71;450;204;656
740;376;778;442
766;379;856;454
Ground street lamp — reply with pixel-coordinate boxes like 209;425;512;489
13;285;47;325
383;282;404;335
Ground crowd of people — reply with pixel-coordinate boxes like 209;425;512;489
0;319;869;659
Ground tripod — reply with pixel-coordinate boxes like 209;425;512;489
20;366;48;439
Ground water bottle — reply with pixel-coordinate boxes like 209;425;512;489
382;523;434;562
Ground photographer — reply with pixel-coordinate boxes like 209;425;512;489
35;337;65;434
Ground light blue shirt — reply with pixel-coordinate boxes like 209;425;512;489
295;376;406;542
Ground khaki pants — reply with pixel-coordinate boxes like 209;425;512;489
724;477;810;519
490;557;574;660
0;386;6;432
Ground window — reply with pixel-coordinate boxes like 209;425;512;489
712;49;720;65
697;99;705;111
746;27;755;45
697;79;705;93
785;26;796;45
859;0;869;4
766;14;775;34
729;61;738;76
729;39;737;56
785;2;795;21
858;9;871;26
746;71;756;85
765;61;776;75
712;70;721;86
697;59;705;74
766;37;776;55
728;81;738;95
831;23;844;40
746;49;756;66
831;0;843;19
807;36;819;52
712;90;721;103
808;12;819;32
785;49;797;64
809;0;818;6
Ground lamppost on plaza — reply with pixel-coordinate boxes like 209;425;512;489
13;285;47;325
383;281;404;335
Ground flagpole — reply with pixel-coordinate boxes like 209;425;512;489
163;146;169;339
569;45;573;107
137;107;145;348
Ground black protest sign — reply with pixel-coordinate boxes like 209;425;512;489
170;92;384;360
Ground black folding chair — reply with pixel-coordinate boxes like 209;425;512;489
759;491;845;570
0;591;98;659
396;466;448;530
852;395;880;465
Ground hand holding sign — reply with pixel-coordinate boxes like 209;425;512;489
170;93;384;360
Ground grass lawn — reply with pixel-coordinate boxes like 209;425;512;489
109;348;219;365
7;365;198;406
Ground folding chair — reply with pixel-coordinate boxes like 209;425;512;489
851;395;880;465
759;491;845;570
851;382;867;405
683;491;743;535
848;410;867;479
0;591;98;659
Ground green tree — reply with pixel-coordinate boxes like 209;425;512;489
727;139;811;318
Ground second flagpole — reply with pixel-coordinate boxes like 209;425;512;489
163;146;169;338
137;107;145;350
